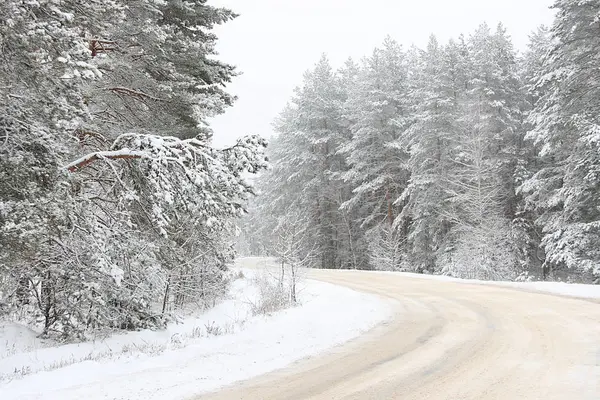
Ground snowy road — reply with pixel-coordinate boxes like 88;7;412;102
200;268;600;400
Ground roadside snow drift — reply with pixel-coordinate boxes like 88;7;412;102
0;260;393;400
373;271;600;299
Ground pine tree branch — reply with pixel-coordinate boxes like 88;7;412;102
64;150;146;172
106;87;164;102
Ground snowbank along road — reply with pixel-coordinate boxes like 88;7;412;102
199;268;600;400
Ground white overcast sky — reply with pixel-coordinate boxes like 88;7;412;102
209;0;556;148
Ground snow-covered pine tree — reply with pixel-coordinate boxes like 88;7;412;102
251;105;320;264
83;0;237;142
398;35;462;273
521;25;552;108
0;0;268;337
340;37;411;270
257;55;355;269
521;0;600;283
70;1;247;318
0;0;126;336
331;57;366;270
511;25;553;279
442;23;525;280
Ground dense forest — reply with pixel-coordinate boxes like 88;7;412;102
242;1;600;284
0;1;267;338
1;0;599;341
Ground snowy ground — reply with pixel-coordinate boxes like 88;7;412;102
2;260;595;400
0;260;393;400
372;271;600;299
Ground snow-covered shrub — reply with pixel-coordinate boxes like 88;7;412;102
442;221;518;281
367;224;409;271
515;271;535;282
250;270;296;316
251;277;288;316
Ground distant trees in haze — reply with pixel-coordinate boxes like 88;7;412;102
245;1;600;284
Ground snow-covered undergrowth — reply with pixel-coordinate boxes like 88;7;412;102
0;261;393;400
375;271;600;299
0;275;256;382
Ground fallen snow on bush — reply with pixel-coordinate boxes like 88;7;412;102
0;261;393;400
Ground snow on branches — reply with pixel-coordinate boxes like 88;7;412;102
64;133;268;236
0;0;267;338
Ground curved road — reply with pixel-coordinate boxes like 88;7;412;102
198;268;600;400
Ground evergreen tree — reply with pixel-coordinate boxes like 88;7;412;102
254;55;364;269
522;0;600;282
341;37;411;269
0;0;268;337
399;36;461;273
244;16;598;284
84;0;238;142
441;24;525;280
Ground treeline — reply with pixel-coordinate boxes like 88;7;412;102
245;1;600;284
0;1;266;338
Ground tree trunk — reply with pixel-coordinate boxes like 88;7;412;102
290;265;297;304
386;188;393;225
280;259;285;290
162;274;171;314
41;272;55;335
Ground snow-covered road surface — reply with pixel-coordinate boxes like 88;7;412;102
201;268;600;400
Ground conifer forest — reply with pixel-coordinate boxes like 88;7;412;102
242;4;600;286
1;0;599;342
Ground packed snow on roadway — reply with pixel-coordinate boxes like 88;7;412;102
0;259;393;400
